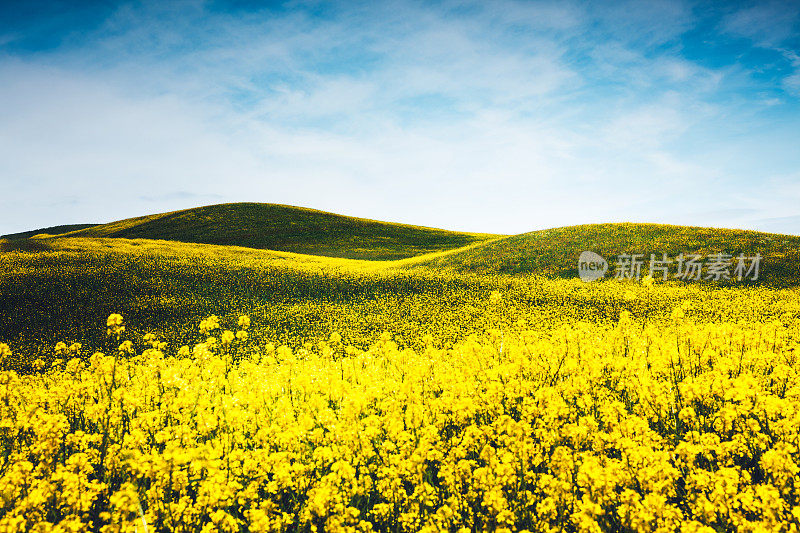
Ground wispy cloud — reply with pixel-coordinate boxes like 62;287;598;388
1;0;799;235
722;0;799;46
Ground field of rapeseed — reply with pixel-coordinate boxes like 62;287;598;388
1;234;799;532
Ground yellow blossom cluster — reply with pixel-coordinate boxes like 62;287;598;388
1;302;799;532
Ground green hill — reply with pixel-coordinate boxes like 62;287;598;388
1;223;98;240
409;222;800;287
7;208;800;286
63;202;501;260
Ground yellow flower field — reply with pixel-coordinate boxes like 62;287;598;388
1;274;799;531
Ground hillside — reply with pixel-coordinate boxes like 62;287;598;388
2;235;796;365
6;208;800;286
408;222;800;287
62;203;501;260
1;223;98;240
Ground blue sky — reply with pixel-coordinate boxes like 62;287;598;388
1;0;799;235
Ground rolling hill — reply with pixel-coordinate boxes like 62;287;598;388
58;202;501;260
4;205;800;286
407;222;800;287
2;210;800;362
1;223;98;240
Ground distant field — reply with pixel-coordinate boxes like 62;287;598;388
2;216;798;359
1;234;796;366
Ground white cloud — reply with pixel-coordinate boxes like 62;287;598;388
587;0;695;46
785;71;800;95
1;0;799;236
722;1;800;47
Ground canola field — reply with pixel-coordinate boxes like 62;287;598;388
1;236;800;532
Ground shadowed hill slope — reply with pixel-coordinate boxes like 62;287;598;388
408;222;800;287
63;203;502;260
1;224;98;240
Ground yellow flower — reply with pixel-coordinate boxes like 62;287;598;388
106;313;125;336
118;340;134;354
199;315;221;335
623;289;636;301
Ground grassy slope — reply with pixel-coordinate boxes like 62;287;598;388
408;222;800;287
1;224;98;240
0;237;502;361
62;202;501;260
2;236;796;368
3;210;800;361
